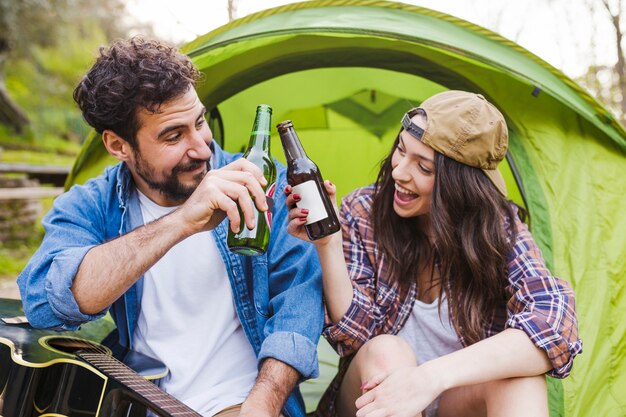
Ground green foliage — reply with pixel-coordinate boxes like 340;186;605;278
0;0;154;145
3;24;109;143
0;149;76;166
0;197;53;279
0;240;40;279
0;0;70;57
0;1;135;58
0;123;81;165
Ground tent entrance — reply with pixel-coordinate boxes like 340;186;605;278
210;66;526;208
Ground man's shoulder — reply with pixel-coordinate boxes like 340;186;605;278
59;163;123;206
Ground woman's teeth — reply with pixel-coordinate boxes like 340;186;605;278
395;183;416;196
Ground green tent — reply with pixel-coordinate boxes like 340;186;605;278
68;1;626;416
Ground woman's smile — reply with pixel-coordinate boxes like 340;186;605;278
394;183;419;205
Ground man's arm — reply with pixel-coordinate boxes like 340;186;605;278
240;358;299;417
72;211;189;314
72;158;269;315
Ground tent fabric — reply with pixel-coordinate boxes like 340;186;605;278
67;1;626;416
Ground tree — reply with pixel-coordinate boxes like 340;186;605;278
573;0;626;125
0;0;69;132
228;0;239;21
599;0;626;123
0;0;151;136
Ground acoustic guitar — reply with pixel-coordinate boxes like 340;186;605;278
0;298;201;417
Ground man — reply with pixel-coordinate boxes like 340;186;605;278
18;37;323;417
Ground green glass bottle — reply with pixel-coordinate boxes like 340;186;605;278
227;104;277;256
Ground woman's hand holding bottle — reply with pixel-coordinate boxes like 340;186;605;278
284;179;340;246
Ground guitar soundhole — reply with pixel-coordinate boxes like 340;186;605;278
42;336;111;356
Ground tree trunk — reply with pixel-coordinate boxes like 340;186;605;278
0;46;30;134
0;78;29;133
602;0;626;124
227;0;238;21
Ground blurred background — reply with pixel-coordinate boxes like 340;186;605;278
2;3;626;416
0;0;622;290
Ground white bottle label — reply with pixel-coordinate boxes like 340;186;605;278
292;180;328;225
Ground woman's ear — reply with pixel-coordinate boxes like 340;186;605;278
102;129;132;162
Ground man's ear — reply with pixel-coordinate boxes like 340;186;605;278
102;129;133;162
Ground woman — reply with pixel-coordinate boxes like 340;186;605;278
285;91;582;417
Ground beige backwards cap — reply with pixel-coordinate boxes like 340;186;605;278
401;90;508;196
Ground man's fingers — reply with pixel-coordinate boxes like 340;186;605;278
221;158;268;187
207;169;268;211
217;181;259;230
214;193;241;233
238;195;258;231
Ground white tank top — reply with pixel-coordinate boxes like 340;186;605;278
396;296;463;364
132;191;258;416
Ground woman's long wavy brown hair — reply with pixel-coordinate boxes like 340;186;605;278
372;135;525;345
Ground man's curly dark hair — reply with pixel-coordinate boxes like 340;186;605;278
73;37;201;148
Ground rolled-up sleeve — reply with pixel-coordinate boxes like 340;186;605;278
258;331;320;379
505;218;582;378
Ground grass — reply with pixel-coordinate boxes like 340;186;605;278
0;240;41;281
0;142;68;281
0;196;51;281
0;149;77;166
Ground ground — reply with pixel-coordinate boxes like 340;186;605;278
0;277;19;299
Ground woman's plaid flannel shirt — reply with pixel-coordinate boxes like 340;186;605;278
316;186;582;416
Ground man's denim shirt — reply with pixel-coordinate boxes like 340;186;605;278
17;143;324;417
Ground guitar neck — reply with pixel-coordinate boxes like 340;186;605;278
78;351;202;417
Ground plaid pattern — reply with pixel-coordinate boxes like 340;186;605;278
316;186;582;416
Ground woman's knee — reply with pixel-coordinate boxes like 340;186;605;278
337;335;417;417
356;334;417;372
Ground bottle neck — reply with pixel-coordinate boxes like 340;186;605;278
279;126;307;161
247;109;272;151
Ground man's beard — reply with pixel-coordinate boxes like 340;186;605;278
133;150;208;203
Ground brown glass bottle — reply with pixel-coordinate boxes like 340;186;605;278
277;120;340;240
227;104;276;256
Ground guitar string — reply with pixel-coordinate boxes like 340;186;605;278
71;340;202;415
78;351;202;416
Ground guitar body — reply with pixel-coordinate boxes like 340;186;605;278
0;298;169;417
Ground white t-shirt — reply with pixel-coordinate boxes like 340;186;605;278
396;296;463;365
132;191;258;416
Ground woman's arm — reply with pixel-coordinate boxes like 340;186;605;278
286;184;393;356
356;329;551;416
424;328;551;391
285;181;360;322
504;216;582;378
313;232;353;322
